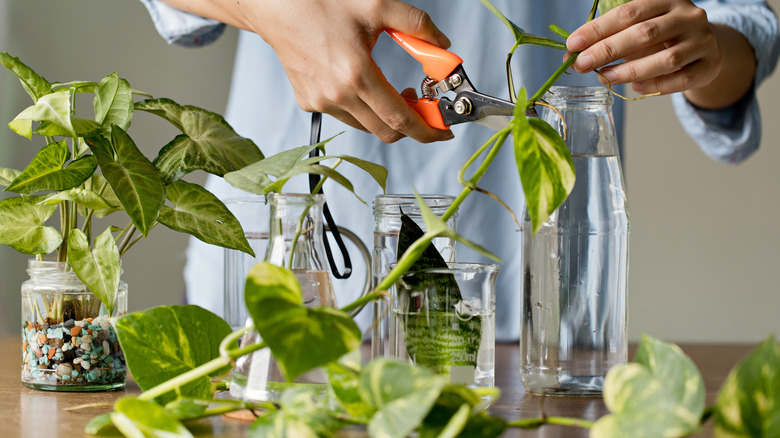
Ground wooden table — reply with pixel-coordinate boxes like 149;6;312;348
0;338;752;437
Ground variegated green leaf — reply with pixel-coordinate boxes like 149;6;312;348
513;89;575;234
94;73;133;130
5;140;96;195
34;116;103;138
0;196;61;254
591;334;705;438
714;335;780;437
39;188;117;210
113;305;232;405
600;0;633;14
78;173;123;218
87;126;165;236
359;359;449;438
0;51;52;102
67;228;121;316
249;386;344;437
156;180;254;255
0;167;21;188
244;262;362;381
224;144;323;194
52;80;97;93
135;98;263;183
9;89;74;139
111;397;193;438
302;154;388;192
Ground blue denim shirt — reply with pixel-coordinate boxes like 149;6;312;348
139;0;779;340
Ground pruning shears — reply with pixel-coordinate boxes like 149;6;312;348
386;29;515;131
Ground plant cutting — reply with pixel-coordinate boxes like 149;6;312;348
1;52;265;390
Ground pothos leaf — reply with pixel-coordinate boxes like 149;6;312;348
513;88;575;234
0;196;61;254
590;334;705;438
67;228;121;317
111;397;193;438
249;386;344;438
714;335;780;437
5;140;96;195
135;98;263;183
0;51;52;102
243;262;362;382
113;305;233;405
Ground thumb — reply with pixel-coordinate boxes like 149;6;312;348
382;1;451;48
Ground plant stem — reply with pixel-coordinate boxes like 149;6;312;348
117;224;137;255
340;291;389;314
508;416;594;429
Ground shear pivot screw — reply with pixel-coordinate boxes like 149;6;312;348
454;97;472;115
449;74;462;88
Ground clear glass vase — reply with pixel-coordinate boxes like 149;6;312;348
21;260;127;391
520;86;629;396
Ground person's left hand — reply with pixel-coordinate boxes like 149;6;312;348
566;0;722;96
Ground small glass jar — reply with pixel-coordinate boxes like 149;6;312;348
21;260;127;391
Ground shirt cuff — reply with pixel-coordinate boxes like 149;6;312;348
138;0;226;47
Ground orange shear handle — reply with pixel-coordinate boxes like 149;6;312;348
386;29;461;130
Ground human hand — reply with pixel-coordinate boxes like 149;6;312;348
241;0;454;143
565;0;722;97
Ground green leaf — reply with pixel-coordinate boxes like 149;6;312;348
67;228;121;317
591;334;706;438
78;173;123;218
87;125;165;236
244;262;362;381
419;386;506;438
599;0;633;14
224;143;328;195
34;116;103;138
714;335;780;437
9;89;74;138
39;188;117;210
5;140;96;195
249;386;343;438
156;180;254;255
163;398;210;420
84;413;119;436
0;167;21;188
52;80;97;93
0;51;52;102
359;359;449;438
301;153;388;192
111;397;193;438
0;196;61;254
513;89;575;234
113;305;233;405
325;361;377;421
94;73;134;130
479;0;525;41
135;98;263;183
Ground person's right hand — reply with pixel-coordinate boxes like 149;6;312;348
236;0;454;143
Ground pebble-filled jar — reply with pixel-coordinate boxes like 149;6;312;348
21;260;127;391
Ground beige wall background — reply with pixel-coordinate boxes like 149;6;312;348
1;0;778;344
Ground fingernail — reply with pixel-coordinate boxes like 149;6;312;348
573;54;594;72
437;32;451;48
567;35;586;51
632;81;645;93
442;130;454;140
600;69;618;83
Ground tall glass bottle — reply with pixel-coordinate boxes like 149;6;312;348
520;86;629;396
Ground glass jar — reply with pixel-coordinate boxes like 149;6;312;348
521;86;629;396
371;194;457;358
21;260;127;391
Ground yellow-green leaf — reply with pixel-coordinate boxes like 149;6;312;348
67;228;121;316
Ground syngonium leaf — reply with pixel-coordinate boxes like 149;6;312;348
513;88;575;234
113;305;233;405
67;228;121;317
111;397;193;438
0;51;52;102
0;196;61;254
34;116;102;138
39;188;117;210
714;335;780;437
78;173;123;218
87;125;165;236
590;334;706;438
243;262;362;382
0;168;21;188
94;72;133;130
5;140;96;195
156;180;254;256
359;359;449;438
135;98;263;183
8;89;74;139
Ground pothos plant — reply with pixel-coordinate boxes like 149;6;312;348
44;0;775;436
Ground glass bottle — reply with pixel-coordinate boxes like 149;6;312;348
230;193;370;401
370;194;457;358
21;260;127;391
520;86;629;396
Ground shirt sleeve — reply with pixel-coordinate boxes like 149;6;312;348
671;0;779;165
138;0;226;47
